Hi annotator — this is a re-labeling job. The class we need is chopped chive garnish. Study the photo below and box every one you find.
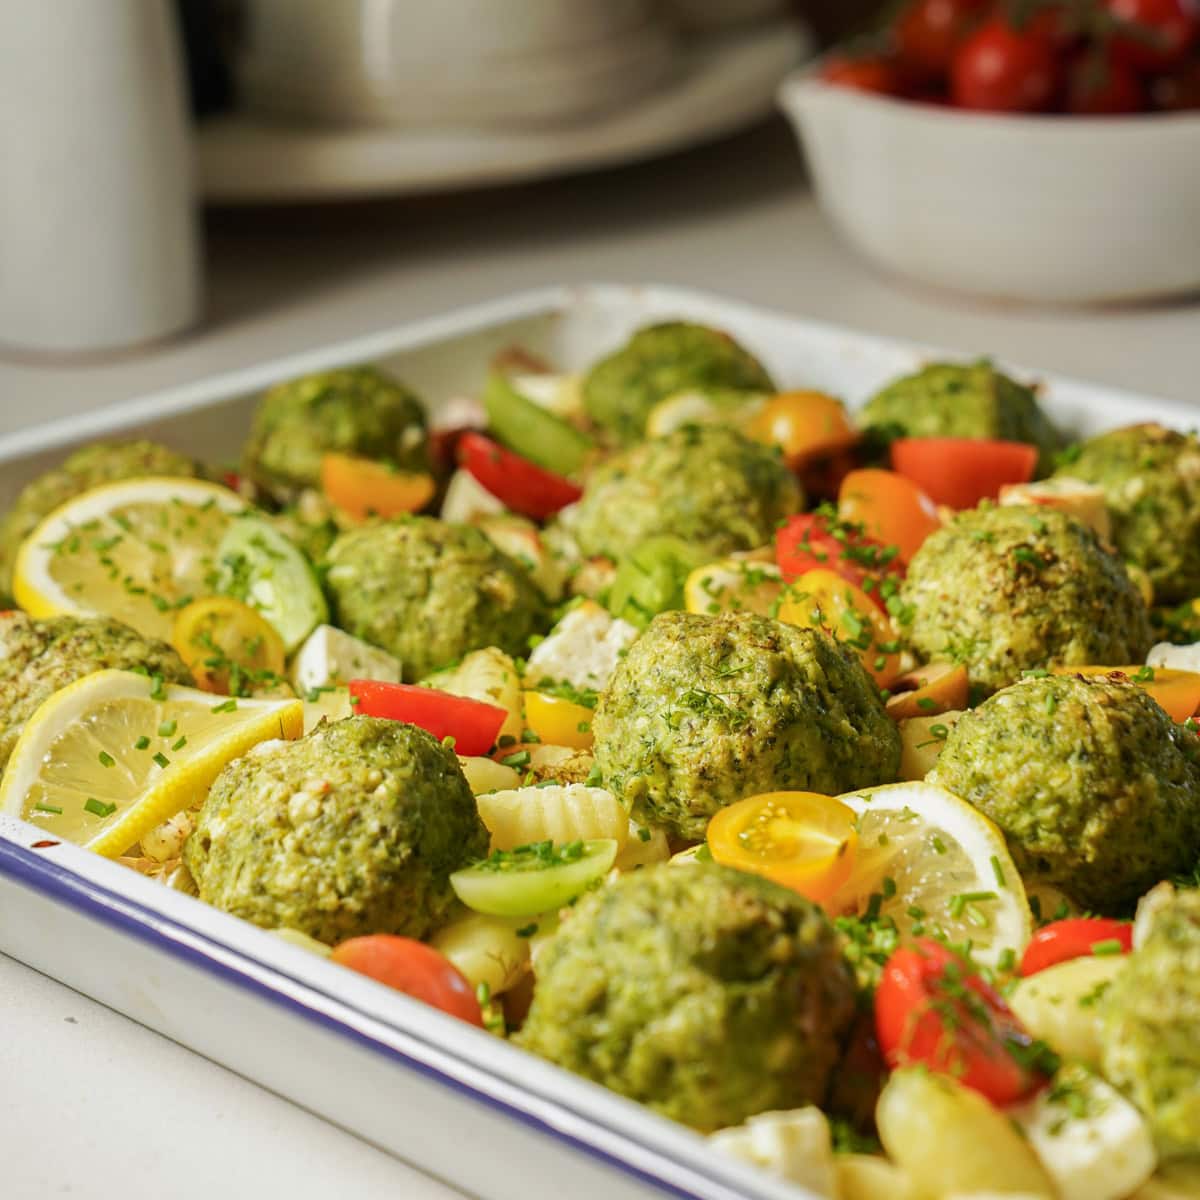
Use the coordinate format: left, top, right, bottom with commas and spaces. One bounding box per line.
152, 752, 170, 769
158, 719, 177, 737
134, 736, 150, 751
1091, 938, 1125, 957
500, 750, 531, 768
172, 736, 188, 752
990, 855, 1007, 888
211, 699, 238, 714
931, 834, 947, 854
98, 751, 115, 768
84, 798, 116, 818
34, 802, 64, 815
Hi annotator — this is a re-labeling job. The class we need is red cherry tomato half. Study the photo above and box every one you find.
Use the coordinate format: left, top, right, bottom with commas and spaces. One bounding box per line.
348, 679, 507, 757
1151, 60, 1200, 109
1107, 0, 1199, 71
821, 54, 904, 95
458, 431, 582, 522
1019, 918, 1133, 976
890, 437, 1039, 510
875, 940, 1048, 1105
896, 0, 990, 79
950, 19, 1060, 112
331, 936, 484, 1027
774, 512, 904, 609
1066, 51, 1145, 114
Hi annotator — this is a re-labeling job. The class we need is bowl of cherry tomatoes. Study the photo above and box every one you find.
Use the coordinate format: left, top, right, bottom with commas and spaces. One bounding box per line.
778, 0, 1200, 303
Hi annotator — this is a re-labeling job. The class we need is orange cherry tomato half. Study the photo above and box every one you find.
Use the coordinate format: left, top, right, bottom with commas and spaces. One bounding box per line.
706, 791, 858, 904
1049, 665, 1200, 724
746, 391, 859, 467
890, 437, 1038, 511
1019, 918, 1133, 977
875, 939, 1048, 1106
777, 568, 903, 688
320, 452, 435, 522
331, 936, 484, 1027
885, 662, 970, 720
348, 679, 507, 756
838, 468, 941, 564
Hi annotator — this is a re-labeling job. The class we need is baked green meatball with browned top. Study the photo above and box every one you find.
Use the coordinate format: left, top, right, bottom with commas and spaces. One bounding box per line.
581, 321, 775, 444
1053, 423, 1200, 604
516, 861, 856, 1133
900, 504, 1152, 697
931, 673, 1200, 914
571, 424, 801, 564
593, 610, 899, 841
241, 366, 428, 503
323, 516, 549, 681
184, 716, 488, 944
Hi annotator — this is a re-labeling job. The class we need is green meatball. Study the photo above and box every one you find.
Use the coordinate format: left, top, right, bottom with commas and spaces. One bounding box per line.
1102, 886, 1200, 1159
324, 516, 548, 682
516, 862, 856, 1133
582, 322, 775, 443
241, 366, 428, 502
0, 613, 192, 773
593, 611, 899, 841
858, 361, 1060, 471
1054, 423, 1200, 604
572, 424, 801, 564
184, 716, 488, 944
0, 440, 198, 595
931, 675, 1200, 913
900, 504, 1152, 697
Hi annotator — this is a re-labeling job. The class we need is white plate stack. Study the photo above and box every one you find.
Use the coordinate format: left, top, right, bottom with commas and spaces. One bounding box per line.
240, 0, 683, 128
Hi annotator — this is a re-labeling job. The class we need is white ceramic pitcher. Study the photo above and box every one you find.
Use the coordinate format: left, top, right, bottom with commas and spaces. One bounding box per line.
0, 0, 201, 354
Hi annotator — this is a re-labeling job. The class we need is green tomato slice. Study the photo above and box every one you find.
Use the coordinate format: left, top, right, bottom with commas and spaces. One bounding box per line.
450, 838, 618, 918
215, 516, 328, 654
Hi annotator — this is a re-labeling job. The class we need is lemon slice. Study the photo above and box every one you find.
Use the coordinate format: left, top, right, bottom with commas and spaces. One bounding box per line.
12, 476, 248, 641
829, 781, 1031, 970
684, 558, 783, 616
0, 668, 302, 857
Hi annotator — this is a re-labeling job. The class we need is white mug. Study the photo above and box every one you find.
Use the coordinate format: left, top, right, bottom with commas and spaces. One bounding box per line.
0, 0, 201, 354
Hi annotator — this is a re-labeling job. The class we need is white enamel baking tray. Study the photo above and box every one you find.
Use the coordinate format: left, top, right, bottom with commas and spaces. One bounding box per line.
0, 284, 1193, 1200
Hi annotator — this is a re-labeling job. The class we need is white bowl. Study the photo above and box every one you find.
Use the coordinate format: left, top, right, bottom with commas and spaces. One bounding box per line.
778, 68, 1200, 305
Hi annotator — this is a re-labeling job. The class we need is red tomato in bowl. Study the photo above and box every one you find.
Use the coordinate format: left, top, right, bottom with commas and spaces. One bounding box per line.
951, 19, 1061, 112
896, 0, 990, 78
821, 54, 904, 95
1066, 50, 1145, 113
1107, 0, 1199, 71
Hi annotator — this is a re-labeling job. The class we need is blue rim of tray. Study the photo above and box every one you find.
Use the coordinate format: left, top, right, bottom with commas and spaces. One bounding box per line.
0, 835, 730, 1200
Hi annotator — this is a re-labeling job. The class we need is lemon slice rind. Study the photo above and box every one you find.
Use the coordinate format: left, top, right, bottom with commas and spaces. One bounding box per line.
0, 668, 302, 857
833, 781, 1031, 970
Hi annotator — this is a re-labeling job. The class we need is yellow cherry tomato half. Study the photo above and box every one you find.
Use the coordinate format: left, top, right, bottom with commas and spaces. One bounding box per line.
707, 791, 859, 903
522, 690, 595, 750
1050, 665, 1200, 724
320, 452, 435, 523
885, 662, 970, 721
746, 391, 858, 466
172, 596, 286, 695
776, 568, 903, 688
837, 468, 941, 564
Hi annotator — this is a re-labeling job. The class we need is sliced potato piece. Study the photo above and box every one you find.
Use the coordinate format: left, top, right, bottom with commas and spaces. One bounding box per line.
876, 1067, 1056, 1199
1009, 955, 1127, 1067
423, 647, 523, 743
431, 911, 530, 997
